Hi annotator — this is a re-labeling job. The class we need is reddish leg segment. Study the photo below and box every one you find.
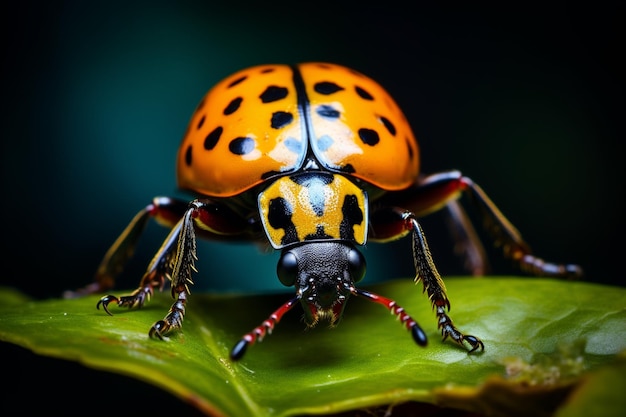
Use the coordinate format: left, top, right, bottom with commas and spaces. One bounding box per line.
352, 287, 428, 347
66, 196, 252, 298
442, 200, 490, 276
369, 206, 485, 352
406, 212, 484, 352
374, 170, 583, 279
230, 286, 433, 360
85, 198, 254, 339
230, 296, 300, 360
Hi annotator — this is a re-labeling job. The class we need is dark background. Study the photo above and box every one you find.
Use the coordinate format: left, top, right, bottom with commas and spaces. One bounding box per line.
1, 1, 624, 414
2, 1, 623, 296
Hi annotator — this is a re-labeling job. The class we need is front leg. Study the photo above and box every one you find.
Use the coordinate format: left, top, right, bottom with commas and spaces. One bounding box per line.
95, 199, 250, 338
369, 207, 484, 352
382, 170, 583, 279
97, 208, 190, 315
148, 204, 200, 338
149, 288, 188, 340
404, 212, 484, 352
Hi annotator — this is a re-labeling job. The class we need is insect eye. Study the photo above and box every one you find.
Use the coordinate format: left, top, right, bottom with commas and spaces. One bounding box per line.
347, 248, 366, 282
277, 251, 299, 286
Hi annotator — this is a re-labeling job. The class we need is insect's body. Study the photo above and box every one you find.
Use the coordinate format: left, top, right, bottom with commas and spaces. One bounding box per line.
177, 63, 418, 198
70, 63, 582, 360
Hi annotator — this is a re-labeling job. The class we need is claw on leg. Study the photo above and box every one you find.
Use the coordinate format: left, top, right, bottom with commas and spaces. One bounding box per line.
149, 320, 168, 340
437, 305, 484, 353
148, 290, 187, 340
95, 286, 153, 315
463, 335, 484, 353
405, 212, 485, 353
96, 295, 120, 316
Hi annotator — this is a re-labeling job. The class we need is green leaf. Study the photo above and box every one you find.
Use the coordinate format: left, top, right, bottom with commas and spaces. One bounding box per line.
0, 277, 624, 416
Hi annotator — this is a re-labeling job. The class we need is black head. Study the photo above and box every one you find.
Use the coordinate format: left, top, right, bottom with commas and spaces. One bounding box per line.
277, 241, 366, 326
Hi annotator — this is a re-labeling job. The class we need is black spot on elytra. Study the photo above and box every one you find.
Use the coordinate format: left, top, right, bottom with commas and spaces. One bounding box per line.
204, 127, 222, 150
340, 194, 364, 241
184, 145, 192, 166
228, 75, 247, 88
355, 86, 373, 100
314, 81, 344, 95
271, 111, 293, 129
260, 86, 288, 103
358, 128, 380, 146
339, 163, 355, 174
267, 197, 298, 246
317, 105, 340, 118
224, 97, 243, 115
260, 67, 275, 73
406, 136, 415, 160
197, 115, 206, 130
229, 137, 255, 155
379, 116, 396, 136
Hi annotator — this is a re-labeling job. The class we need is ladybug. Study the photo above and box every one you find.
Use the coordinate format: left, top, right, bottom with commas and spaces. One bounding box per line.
68, 62, 582, 360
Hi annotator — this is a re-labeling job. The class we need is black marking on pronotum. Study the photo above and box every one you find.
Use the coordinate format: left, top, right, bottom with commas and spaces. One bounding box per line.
267, 197, 298, 246
304, 225, 333, 241
204, 127, 222, 150
340, 194, 364, 241
290, 172, 334, 186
